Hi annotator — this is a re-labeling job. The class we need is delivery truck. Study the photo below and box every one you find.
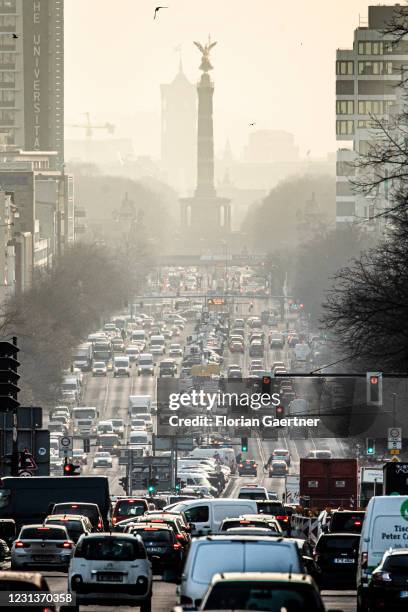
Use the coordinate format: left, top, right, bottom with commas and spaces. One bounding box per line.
299, 458, 358, 510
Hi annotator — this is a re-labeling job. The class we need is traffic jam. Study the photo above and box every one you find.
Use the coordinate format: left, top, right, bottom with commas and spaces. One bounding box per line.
0, 266, 407, 612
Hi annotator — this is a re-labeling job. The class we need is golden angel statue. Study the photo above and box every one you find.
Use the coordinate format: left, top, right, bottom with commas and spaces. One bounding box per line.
193, 35, 217, 72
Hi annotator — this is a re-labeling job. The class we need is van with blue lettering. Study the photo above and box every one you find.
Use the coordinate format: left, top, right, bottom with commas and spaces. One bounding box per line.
357, 495, 408, 612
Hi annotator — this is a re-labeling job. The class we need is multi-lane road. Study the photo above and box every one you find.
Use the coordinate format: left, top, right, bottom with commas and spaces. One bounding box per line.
44, 299, 357, 611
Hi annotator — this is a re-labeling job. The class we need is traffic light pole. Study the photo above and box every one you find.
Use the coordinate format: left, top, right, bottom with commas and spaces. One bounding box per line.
10, 337, 19, 477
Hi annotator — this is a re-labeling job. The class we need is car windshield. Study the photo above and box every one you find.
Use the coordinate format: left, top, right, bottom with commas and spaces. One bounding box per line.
330, 512, 365, 532
317, 536, 360, 551
73, 409, 96, 420
384, 555, 408, 570
134, 529, 172, 543
93, 362, 105, 368
20, 527, 66, 540
46, 520, 83, 535
79, 538, 142, 560
238, 491, 266, 500
116, 501, 146, 516
203, 582, 319, 611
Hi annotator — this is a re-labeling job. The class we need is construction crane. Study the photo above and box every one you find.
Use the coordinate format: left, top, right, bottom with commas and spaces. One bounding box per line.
66, 112, 115, 141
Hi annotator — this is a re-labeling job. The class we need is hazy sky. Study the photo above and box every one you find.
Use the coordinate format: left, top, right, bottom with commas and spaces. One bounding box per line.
64, 0, 399, 159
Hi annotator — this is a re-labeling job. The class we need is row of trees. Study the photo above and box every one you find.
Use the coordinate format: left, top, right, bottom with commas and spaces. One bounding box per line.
1, 242, 149, 406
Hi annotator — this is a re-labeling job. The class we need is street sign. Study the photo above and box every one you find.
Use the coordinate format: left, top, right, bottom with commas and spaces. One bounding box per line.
18, 470, 33, 477
59, 436, 72, 449
392, 456, 400, 462
38, 447, 46, 456
59, 436, 73, 458
388, 427, 402, 450
390, 449, 400, 455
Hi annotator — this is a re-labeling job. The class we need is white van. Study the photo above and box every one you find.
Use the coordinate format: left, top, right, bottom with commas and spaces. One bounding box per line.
137, 353, 155, 376
113, 355, 130, 377
128, 395, 152, 417
177, 472, 218, 497
128, 431, 151, 451
132, 329, 146, 343
357, 495, 408, 611
189, 447, 237, 474
166, 498, 258, 534
150, 334, 166, 355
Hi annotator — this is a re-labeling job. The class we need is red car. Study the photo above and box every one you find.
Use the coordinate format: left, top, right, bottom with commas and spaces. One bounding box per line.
112, 498, 149, 526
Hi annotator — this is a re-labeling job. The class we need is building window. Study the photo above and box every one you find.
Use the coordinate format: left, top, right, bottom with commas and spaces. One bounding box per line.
336, 201, 355, 216
336, 80, 354, 95
0, 109, 14, 124
336, 100, 354, 115
358, 140, 373, 155
336, 120, 354, 136
336, 61, 354, 75
0, 1, 17, 11
336, 182, 354, 196
357, 119, 377, 129
0, 89, 14, 105
358, 41, 393, 55
336, 161, 355, 176
358, 100, 393, 115
358, 80, 396, 95
0, 70, 14, 85
0, 15, 16, 27
0, 53, 15, 67
358, 61, 393, 75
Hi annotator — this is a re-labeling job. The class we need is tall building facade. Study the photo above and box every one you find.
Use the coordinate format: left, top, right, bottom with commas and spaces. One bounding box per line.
335, 5, 408, 226
161, 61, 196, 194
0, 0, 64, 169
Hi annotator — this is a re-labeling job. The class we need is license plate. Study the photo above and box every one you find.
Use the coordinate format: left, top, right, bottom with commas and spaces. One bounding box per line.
400, 591, 408, 599
334, 558, 354, 564
33, 555, 53, 562
147, 547, 164, 553
97, 573, 123, 582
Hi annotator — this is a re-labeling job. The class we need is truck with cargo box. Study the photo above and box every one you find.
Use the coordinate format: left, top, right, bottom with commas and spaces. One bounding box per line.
299, 458, 358, 510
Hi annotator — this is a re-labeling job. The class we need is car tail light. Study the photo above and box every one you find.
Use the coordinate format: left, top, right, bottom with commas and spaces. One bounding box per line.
15, 540, 29, 548
276, 515, 289, 522
240, 520, 251, 525
354, 520, 362, 526
361, 552, 368, 569
97, 519, 103, 529
372, 571, 392, 583
58, 541, 73, 549
173, 543, 182, 550
176, 533, 184, 540
239, 463, 243, 468
112, 517, 117, 524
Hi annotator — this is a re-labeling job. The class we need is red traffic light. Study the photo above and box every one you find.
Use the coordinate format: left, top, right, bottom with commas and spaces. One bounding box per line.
263, 376, 271, 384
370, 376, 378, 385
276, 405, 285, 416
63, 463, 80, 476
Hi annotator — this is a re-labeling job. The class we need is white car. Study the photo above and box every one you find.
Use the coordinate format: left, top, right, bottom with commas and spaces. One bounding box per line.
92, 361, 107, 377
237, 485, 269, 500
169, 343, 183, 357
68, 533, 152, 610
96, 421, 114, 435
92, 452, 113, 469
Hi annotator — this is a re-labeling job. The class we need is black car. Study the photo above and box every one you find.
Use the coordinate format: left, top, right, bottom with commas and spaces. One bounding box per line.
313, 533, 360, 589
128, 523, 183, 575
238, 459, 258, 476
368, 549, 408, 611
50, 502, 105, 532
328, 510, 365, 534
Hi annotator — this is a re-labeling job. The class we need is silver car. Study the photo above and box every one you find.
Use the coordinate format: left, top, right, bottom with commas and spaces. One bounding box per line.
11, 525, 74, 570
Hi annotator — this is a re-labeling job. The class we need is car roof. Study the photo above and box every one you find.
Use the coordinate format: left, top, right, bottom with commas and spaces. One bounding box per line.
0, 572, 46, 587
194, 535, 288, 544
79, 532, 136, 541
46, 514, 87, 522
20, 524, 67, 533
211, 572, 315, 585
129, 523, 173, 531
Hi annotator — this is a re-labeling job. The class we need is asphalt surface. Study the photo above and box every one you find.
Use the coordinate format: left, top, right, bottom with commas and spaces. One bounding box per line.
44, 297, 357, 611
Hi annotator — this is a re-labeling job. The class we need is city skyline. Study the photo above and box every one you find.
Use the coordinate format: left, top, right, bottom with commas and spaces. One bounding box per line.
64, 0, 398, 159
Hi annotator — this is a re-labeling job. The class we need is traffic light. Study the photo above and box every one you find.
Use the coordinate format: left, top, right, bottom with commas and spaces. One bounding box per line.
175, 478, 182, 491
366, 372, 383, 407
366, 438, 375, 455
83, 438, 90, 453
0, 340, 20, 413
63, 462, 81, 476
241, 437, 248, 452
147, 477, 159, 494
119, 476, 128, 492
262, 376, 271, 395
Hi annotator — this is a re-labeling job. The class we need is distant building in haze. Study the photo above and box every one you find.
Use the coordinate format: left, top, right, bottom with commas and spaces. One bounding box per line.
244, 130, 299, 164
161, 60, 196, 194
335, 4, 408, 228
0, 0, 64, 169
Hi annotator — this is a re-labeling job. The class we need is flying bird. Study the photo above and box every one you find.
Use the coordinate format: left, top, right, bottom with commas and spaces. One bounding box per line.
12, 33, 17, 39
154, 6, 168, 19
249, 122, 256, 126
